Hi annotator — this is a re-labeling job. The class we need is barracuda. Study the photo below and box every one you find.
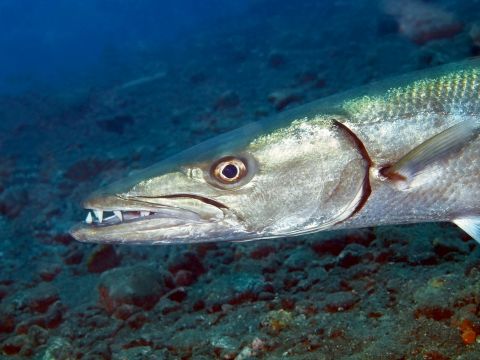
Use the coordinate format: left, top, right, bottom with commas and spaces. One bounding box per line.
70, 60, 480, 245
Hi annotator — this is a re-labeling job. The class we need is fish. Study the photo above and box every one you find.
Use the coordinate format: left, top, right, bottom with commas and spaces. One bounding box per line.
70, 60, 480, 245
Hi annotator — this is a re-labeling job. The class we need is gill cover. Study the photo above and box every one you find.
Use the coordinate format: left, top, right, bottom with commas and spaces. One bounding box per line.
237, 115, 371, 237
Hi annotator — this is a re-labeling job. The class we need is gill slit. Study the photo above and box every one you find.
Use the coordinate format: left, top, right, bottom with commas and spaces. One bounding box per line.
332, 119, 373, 224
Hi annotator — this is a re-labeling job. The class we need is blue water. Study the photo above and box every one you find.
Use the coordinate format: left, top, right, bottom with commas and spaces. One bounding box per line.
1, 0, 480, 358
0, 0, 251, 94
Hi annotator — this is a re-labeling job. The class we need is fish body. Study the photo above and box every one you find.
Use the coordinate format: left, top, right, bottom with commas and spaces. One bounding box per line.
71, 60, 480, 245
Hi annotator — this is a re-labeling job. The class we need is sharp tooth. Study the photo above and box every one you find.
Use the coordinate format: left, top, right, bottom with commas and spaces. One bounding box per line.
94, 210, 103, 223
85, 212, 93, 224
114, 211, 123, 221
140, 211, 150, 217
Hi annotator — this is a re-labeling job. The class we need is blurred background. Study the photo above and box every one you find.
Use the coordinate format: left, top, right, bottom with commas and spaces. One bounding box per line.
0, 0, 254, 94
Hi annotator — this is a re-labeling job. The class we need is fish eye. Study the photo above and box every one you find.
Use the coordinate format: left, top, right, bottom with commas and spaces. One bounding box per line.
211, 156, 247, 184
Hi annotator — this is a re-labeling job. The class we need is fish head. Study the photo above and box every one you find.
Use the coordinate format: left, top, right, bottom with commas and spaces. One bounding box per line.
70, 114, 369, 244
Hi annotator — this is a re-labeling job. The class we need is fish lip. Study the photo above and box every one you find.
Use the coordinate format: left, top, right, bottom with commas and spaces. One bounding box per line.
70, 193, 230, 243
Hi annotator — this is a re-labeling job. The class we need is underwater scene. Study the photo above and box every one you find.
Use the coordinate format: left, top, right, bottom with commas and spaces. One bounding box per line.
1, 0, 480, 358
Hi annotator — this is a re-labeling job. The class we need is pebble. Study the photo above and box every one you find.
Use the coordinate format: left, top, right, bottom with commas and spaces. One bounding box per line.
0, 188, 28, 219
214, 90, 240, 110
0, 284, 8, 300
1, 334, 29, 355
87, 244, 121, 273
15, 300, 64, 333
384, 0, 462, 44
267, 51, 287, 68
267, 90, 303, 111
336, 243, 367, 268
174, 270, 196, 286
202, 273, 268, 307
98, 266, 169, 314
96, 114, 134, 135
250, 245, 276, 260
168, 251, 205, 280
39, 264, 62, 282
63, 248, 84, 265
323, 291, 359, 313
211, 335, 240, 359
17, 283, 60, 314
432, 236, 469, 256
0, 311, 15, 333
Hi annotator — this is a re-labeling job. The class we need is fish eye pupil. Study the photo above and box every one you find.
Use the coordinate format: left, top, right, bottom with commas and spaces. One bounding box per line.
222, 164, 238, 179
210, 156, 249, 186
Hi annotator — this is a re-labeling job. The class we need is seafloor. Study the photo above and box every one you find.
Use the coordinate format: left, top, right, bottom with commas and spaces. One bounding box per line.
1, 0, 480, 359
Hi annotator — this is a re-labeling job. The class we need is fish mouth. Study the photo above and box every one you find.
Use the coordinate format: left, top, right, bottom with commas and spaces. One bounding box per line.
70, 193, 235, 244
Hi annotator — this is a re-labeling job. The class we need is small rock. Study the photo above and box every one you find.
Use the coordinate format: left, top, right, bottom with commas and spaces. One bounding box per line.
1, 334, 28, 355
96, 114, 134, 135
27, 325, 49, 347
0, 311, 15, 333
15, 301, 65, 333
156, 298, 181, 315
203, 273, 268, 307
294, 71, 318, 86
112, 304, 139, 320
433, 236, 469, 257
284, 248, 315, 271
39, 264, 61, 282
470, 23, 480, 47
283, 273, 301, 290
407, 238, 437, 265
383, 0, 462, 44
117, 347, 168, 360
0, 285, 8, 300
312, 236, 347, 257
17, 283, 60, 314
41, 337, 74, 360
268, 90, 303, 111
87, 245, 120, 273
261, 309, 293, 333
98, 266, 168, 314
174, 270, 196, 287
168, 251, 205, 283
250, 245, 276, 260
323, 291, 359, 313
0, 188, 28, 219
336, 243, 367, 268
84, 343, 112, 359
214, 90, 240, 110
344, 229, 376, 247
211, 335, 240, 359
63, 248, 84, 265
413, 274, 460, 308
126, 312, 148, 330
168, 288, 187, 303
51, 233, 74, 246
414, 306, 453, 321
267, 51, 286, 68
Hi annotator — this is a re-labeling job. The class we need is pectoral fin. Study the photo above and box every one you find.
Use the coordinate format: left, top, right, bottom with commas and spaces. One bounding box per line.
381, 118, 479, 189
454, 217, 480, 243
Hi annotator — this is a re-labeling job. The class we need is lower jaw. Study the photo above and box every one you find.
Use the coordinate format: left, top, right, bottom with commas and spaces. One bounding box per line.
71, 215, 215, 242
